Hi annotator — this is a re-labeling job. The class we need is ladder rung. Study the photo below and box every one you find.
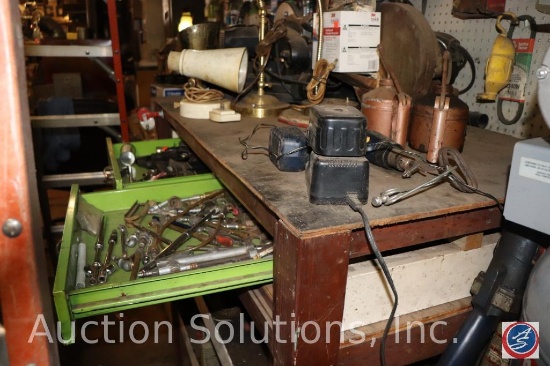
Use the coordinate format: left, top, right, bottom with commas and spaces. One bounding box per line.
42, 172, 108, 188
31, 113, 120, 128
24, 45, 113, 58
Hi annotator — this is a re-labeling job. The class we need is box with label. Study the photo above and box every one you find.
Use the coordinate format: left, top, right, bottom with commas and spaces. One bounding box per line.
314, 11, 381, 73
150, 83, 185, 97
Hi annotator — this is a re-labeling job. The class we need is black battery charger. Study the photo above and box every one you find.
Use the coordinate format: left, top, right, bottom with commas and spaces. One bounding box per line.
308, 105, 367, 157
268, 126, 309, 172
306, 152, 369, 204
306, 105, 370, 205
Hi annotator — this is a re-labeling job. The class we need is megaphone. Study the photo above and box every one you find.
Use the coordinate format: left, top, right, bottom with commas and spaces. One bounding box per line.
167, 47, 248, 93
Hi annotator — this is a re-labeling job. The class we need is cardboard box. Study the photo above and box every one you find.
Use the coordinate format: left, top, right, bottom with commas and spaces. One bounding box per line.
150, 83, 185, 97
314, 11, 381, 73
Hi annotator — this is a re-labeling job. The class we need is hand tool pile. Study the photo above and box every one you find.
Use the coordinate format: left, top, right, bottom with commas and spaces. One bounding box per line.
80, 189, 273, 287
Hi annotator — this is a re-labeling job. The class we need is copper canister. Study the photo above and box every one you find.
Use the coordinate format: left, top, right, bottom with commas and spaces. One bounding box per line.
360, 79, 411, 146
409, 84, 469, 162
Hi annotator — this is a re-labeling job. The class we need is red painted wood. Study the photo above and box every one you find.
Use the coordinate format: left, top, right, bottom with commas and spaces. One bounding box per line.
0, 1, 59, 364
273, 221, 351, 365
107, 0, 129, 142
338, 307, 471, 365
350, 207, 502, 257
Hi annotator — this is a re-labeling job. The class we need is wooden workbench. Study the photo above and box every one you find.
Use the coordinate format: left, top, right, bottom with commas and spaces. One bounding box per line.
156, 98, 516, 365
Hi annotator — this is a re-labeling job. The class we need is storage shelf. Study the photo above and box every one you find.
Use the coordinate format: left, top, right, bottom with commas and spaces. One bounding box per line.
31, 113, 120, 128
24, 44, 113, 58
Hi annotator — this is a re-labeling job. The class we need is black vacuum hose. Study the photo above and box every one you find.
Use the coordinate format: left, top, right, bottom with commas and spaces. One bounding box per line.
437, 226, 540, 365
437, 307, 500, 365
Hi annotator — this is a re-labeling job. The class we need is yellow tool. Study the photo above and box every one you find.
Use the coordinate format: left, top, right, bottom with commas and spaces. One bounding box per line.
477, 12, 518, 101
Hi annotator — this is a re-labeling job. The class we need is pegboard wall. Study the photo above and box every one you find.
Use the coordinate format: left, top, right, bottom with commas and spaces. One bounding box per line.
408, 0, 550, 139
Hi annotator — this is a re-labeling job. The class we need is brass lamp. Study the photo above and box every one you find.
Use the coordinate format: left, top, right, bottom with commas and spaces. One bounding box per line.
233, 0, 289, 118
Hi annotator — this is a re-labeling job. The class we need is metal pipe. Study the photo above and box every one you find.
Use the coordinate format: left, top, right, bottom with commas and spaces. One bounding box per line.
154, 245, 258, 276
89, 57, 115, 80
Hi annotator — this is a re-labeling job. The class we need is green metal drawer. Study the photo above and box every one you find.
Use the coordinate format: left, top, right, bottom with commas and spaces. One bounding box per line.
53, 177, 273, 344
107, 137, 213, 190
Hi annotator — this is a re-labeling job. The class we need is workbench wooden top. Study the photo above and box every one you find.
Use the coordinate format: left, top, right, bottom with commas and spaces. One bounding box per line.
157, 98, 517, 236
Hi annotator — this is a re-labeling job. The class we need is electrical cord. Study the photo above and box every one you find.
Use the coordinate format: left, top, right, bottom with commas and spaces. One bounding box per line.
234, 19, 288, 103
254, 19, 288, 73
238, 123, 309, 161
306, 58, 337, 104
273, 40, 296, 98
446, 178, 504, 212
270, 37, 343, 88
273, 146, 309, 161
436, 147, 504, 211
183, 81, 225, 103
457, 44, 476, 95
238, 123, 275, 159
346, 194, 398, 366
496, 15, 537, 125
289, 58, 338, 109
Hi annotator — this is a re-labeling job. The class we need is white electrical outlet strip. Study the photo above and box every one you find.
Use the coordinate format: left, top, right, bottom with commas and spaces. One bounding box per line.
209, 108, 241, 122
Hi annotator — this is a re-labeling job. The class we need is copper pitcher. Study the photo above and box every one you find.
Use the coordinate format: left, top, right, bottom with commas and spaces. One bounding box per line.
409, 52, 469, 163
360, 78, 412, 147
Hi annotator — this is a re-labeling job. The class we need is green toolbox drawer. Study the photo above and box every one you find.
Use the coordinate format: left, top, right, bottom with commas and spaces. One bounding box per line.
53, 177, 273, 344
107, 137, 212, 190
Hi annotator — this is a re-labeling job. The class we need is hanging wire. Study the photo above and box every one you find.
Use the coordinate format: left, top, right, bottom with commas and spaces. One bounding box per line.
346, 195, 398, 366
239, 123, 309, 161
239, 123, 275, 159
234, 18, 288, 103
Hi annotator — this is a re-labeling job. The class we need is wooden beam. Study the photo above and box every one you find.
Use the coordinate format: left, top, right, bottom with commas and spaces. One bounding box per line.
272, 221, 351, 365
451, 232, 485, 251
349, 207, 501, 257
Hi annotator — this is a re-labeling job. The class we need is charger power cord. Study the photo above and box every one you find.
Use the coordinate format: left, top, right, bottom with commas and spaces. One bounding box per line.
346, 194, 398, 366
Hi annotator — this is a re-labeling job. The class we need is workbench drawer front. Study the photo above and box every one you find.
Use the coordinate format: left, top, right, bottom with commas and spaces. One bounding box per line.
53, 178, 273, 344
107, 137, 212, 190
